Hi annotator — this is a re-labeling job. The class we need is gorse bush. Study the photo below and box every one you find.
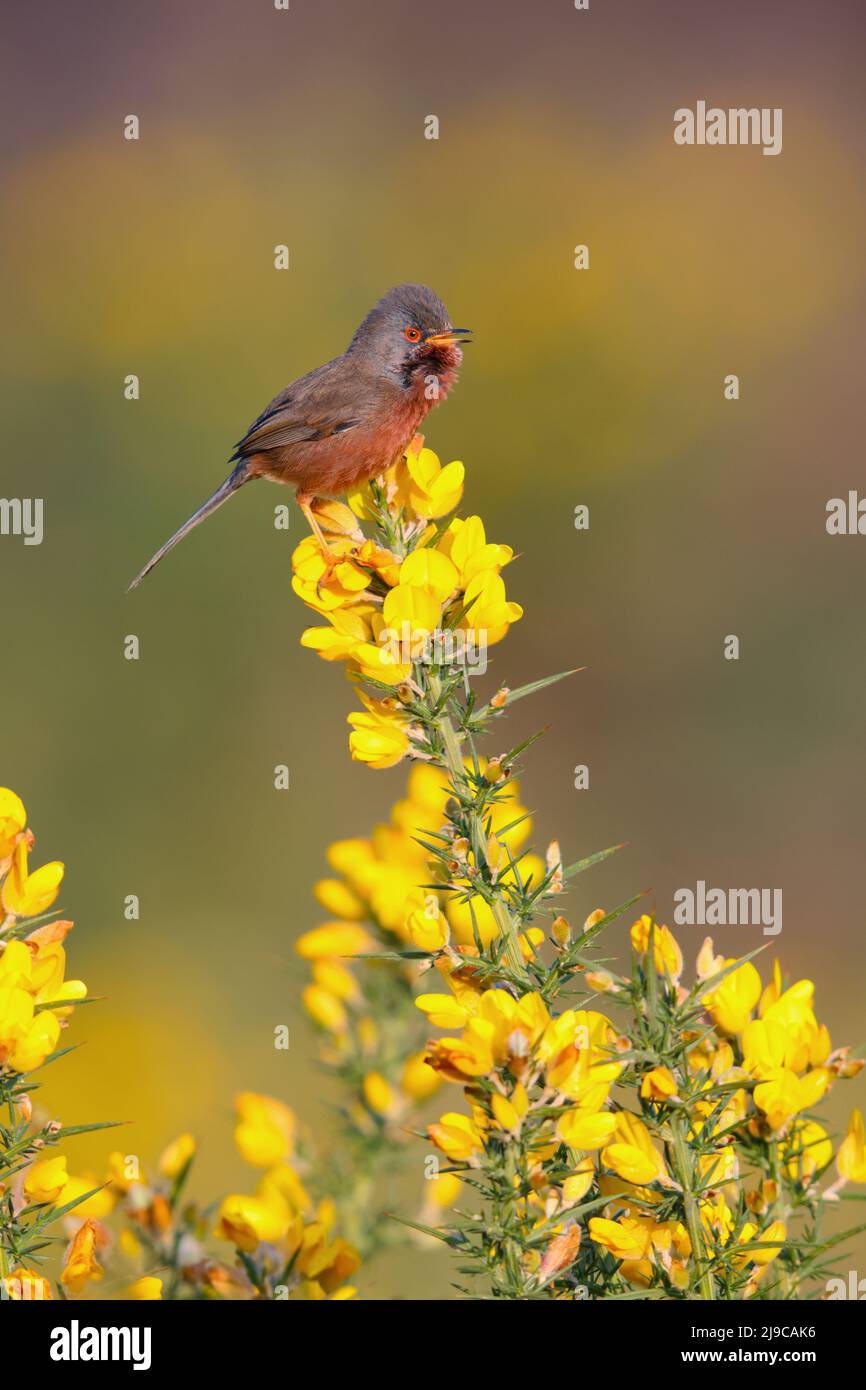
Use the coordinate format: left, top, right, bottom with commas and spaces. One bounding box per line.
3, 440, 864, 1302
0, 792, 360, 1301
291, 438, 866, 1299
0, 788, 104, 1299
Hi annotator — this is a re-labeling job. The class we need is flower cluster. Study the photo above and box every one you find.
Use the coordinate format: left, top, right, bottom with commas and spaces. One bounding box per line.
287, 439, 866, 1299
0, 786, 108, 1301
418, 913, 864, 1297
8, 1094, 360, 1301
94, 1094, 360, 1300
295, 767, 448, 1251
0, 789, 85, 1072
293, 441, 522, 769
0, 790, 360, 1301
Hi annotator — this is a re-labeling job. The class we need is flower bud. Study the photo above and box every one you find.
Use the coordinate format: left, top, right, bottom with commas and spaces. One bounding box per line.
551, 915, 571, 947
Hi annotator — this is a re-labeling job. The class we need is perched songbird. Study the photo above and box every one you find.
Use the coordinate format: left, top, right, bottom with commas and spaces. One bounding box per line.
128, 284, 470, 589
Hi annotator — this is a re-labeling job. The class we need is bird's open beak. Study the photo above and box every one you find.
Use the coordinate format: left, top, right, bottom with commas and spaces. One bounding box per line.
424, 328, 473, 347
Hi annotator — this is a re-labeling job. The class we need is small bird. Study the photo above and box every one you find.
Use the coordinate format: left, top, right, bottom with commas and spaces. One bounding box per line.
128, 283, 470, 589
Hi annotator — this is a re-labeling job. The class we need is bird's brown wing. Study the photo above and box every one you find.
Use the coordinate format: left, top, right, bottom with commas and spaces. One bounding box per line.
232, 364, 362, 460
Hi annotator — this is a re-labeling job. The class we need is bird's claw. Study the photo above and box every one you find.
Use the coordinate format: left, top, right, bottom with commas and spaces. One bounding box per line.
315, 547, 342, 597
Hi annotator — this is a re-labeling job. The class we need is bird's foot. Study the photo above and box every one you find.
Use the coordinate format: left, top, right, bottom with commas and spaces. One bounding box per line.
314, 544, 343, 597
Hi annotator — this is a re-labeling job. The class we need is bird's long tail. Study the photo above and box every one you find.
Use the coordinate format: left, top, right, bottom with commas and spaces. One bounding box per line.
127, 461, 252, 590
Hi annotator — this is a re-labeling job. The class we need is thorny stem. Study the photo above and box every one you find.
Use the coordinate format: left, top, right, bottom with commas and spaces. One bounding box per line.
426, 673, 527, 980
670, 1111, 716, 1301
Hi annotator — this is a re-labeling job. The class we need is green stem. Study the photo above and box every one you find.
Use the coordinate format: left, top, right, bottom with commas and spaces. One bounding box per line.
427, 675, 526, 980
670, 1112, 715, 1301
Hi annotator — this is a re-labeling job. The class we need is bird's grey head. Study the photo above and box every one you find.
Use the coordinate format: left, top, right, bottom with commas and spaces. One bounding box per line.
348, 283, 470, 386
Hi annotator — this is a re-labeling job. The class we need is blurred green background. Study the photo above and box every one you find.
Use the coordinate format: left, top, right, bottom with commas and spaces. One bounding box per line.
2, 0, 865, 1297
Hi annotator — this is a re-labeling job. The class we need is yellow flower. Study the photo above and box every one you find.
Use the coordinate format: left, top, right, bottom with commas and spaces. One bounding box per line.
588, 1216, 652, 1263
354, 539, 402, 587
300, 605, 376, 662
641, 1066, 678, 1102
703, 959, 762, 1034
436, 515, 513, 588
403, 890, 449, 951
630, 916, 683, 982
459, 570, 522, 646
235, 1093, 295, 1167
428, 1111, 484, 1161
398, 547, 459, 603
59, 1173, 114, 1220
61, 1219, 103, 1294
308, 499, 362, 538
362, 1071, 395, 1116
347, 695, 411, 770
753, 1067, 828, 1131
0, 787, 26, 861
295, 922, 372, 959
401, 1050, 441, 1101
427, 1171, 463, 1208
303, 983, 348, 1033
602, 1143, 662, 1187
128, 1276, 163, 1300
28, 938, 86, 1014
780, 1120, 833, 1182
491, 1083, 529, 1133
381, 580, 443, 644
560, 1157, 596, 1206
746, 1219, 786, 1267
158, 1132, 196, 1179
415, 988, 473, 1030
601, 1111, 668, 1188
425, 1026, 496, 1082
349, 635, 413, 686
837, 1109, 866, 1182
543, 1008, 623, 1104
394, 444, 465, 519
519, 927, 545, 961
758, 977, 829, 1071
257, 1161, 311, 1217
215, 1193, 290, 1251
557, 1108, 618, 1151
24, 1153, 69, 1204
741, 1016, 788, 1076
0, 938, 32, 988
295, 1224, 361, 1296
291, 535, 370, 613
312, 958, 358, 1002
1, 838, 64, 918
106, 1150, 138, 1195
313, 878, 366, 920
0, 981, 36, 1069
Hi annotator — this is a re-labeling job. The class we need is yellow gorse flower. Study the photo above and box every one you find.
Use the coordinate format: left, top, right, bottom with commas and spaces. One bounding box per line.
630, 915, 683, 983
703, 959, 762, 1035
234, 1092, 296, 1167
0, 787, 26, 863
158, 1132, 196, 1179
24, 1153, 69, 1204
61, 1219, 104, 1294
1, 836, 64, 919
837, 1109, 866, 1183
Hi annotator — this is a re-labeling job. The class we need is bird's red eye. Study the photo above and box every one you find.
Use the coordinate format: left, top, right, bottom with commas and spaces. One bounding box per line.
403, 325, 422, 343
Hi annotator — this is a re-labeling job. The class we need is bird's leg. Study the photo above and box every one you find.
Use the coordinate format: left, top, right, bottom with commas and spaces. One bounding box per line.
297, 493, 341, 594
